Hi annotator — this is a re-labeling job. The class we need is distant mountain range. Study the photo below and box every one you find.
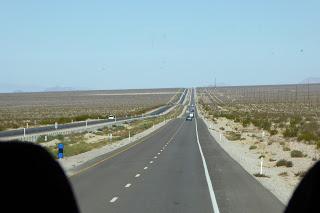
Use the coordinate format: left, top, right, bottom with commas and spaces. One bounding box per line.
43, 86, 76, 92
300, 77, 320, 84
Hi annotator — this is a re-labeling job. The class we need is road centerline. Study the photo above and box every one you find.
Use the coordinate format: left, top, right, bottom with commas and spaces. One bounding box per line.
110, 197, 118, 203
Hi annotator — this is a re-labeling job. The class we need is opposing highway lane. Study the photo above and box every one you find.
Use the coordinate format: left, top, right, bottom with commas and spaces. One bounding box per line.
70, 109, 285, 213
0, 89, 188, 140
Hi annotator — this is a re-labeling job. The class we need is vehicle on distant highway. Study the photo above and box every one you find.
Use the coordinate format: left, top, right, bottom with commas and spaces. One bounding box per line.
189, 112, 194, 118
108, 115, 115, 120
190, 106, 195, 112
186, 115, 192, 121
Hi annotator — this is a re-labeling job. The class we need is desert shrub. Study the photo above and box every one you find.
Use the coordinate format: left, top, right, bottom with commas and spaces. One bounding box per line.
298, 131, 319, 142
241, 118, 251, 127
261, 120, 272, 131
253, 173, 270, 178
234, 117, 241, 123
283, 147, 291, 151
291, 150, 303, 158
295, 171, 306, 178
249, 145, 257, 150
290, 116, 303, 126
269, 129, 278, 136
219, 127, 225, 130
283, 126, 298, 138
225, 131, 241, 141
298, 121, 320, 141
276, 159, 293, 167
279, 172, 288, 176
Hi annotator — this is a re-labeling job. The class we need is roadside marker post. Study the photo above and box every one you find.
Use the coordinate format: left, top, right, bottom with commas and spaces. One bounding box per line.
85, 120, 88, 128
26, 123, 29, 129
44, 135, 47, 142
57, 143, 64, 159
23, 128, 26, 137
219, 133, 222, 142
260, 157, 264, 175
129, 131, 131, 142
55, 122, 58, 129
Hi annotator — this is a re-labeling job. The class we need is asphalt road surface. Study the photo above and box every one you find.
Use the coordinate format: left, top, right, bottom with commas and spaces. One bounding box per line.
70, 108, 285, 213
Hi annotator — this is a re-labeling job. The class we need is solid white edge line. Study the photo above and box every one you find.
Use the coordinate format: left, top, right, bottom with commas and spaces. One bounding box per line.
195, 116, 220, 213
110, 197, 118, 203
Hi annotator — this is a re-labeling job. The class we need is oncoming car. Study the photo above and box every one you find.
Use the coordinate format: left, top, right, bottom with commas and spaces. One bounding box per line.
108, 115, 115, 120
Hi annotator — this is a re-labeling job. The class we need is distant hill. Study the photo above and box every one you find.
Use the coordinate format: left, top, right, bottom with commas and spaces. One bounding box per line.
300, 77, 320, 84
43, 86, 75, 92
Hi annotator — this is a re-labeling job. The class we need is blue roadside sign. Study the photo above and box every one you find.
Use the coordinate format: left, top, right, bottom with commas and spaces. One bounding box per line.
58, 143, 64, 159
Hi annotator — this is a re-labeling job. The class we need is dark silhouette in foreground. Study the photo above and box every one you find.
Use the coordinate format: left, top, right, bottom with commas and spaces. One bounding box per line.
1, 140, 319, 213
0, 141, 79, 213
285, 161, 320, 213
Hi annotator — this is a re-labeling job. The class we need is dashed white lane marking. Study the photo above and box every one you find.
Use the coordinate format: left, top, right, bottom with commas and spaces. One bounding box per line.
144, 167, 148, 170
110, 197, 118, 203
195, 115, 220, 213
135, 173, 141, 177
160, 149, 163, 152
158, 153, 160, 155
125, 183, 131, 188
154, 156, 158, 159
150, 161, 153, 164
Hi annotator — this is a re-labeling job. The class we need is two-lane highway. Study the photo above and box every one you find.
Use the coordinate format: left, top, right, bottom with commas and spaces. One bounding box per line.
70, 93, 285, 212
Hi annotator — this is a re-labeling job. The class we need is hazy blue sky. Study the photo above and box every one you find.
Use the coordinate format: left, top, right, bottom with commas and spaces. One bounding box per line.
0, 0, 319, 92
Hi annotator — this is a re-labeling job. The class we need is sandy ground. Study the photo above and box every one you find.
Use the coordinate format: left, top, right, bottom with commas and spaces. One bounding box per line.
198, 107, 319, 205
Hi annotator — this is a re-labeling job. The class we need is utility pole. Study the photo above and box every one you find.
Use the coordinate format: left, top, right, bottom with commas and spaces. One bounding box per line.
307, 80, 310, 106
295, 84, 298, 103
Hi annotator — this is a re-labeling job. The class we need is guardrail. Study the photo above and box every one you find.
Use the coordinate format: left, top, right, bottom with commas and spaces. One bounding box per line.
0, 89, 188, 142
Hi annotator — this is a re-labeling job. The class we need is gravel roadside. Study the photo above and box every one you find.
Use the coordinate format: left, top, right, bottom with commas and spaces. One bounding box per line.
198, 108, 299, 205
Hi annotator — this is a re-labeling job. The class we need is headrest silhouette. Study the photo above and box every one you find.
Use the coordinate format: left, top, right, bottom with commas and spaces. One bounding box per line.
0, 141, 79, 213
285, 161, 320, 213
